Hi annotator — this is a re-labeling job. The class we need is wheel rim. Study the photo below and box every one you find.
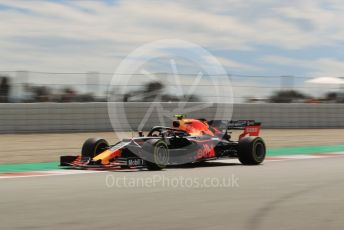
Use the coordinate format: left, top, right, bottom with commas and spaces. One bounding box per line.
154, 144, 169, 166
254, 142, 265, 161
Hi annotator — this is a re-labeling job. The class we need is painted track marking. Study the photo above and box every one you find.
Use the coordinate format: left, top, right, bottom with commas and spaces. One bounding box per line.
1, 152, 344, 179
0, 169, 101, 179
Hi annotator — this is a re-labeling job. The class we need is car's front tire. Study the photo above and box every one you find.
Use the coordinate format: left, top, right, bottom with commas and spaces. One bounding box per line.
81, 138, 109, 158
143, 139, 169, 171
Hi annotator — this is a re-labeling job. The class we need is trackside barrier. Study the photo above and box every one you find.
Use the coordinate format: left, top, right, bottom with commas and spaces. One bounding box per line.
0, 103, 343, 133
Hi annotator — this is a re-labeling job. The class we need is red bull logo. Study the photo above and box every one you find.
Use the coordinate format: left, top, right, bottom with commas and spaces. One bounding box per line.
196, 144, 215, 159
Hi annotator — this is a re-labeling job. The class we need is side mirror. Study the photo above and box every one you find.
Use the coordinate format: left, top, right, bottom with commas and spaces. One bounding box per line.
138, 131, 144, 137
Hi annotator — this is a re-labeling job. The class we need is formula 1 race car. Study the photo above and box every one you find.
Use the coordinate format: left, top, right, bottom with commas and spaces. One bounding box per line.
60, 115, 266, 171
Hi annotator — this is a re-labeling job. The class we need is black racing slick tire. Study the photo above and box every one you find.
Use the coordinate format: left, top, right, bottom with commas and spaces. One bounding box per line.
81, 138, 109, 158
143, 139, 169, 171
238, 136, 266, 165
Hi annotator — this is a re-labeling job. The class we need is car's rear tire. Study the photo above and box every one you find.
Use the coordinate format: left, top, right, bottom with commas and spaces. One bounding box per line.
238, 136, 266, 165
143, 139, 169, 171
81, 138, 109, 158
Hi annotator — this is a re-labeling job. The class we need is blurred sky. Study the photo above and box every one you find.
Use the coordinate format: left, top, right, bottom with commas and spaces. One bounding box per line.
1, 0, 344, 78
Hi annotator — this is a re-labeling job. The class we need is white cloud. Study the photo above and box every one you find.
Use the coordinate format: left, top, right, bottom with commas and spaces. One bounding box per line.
215, 56, 262, 72
0, 0, 344, 74
262, 55, 344, 77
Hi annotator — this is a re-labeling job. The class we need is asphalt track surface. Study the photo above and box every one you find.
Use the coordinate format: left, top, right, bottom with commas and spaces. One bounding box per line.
1, 157, 344, 230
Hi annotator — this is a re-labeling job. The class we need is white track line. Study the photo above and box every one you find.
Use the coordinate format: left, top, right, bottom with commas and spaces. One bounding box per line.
1, 153, 344, 179
0, 170, 101, 179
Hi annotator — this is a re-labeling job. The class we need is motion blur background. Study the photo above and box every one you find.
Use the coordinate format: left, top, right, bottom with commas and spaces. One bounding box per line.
1, 0, 344, 132
1, 1, 344, 104
1, 71, 344, 103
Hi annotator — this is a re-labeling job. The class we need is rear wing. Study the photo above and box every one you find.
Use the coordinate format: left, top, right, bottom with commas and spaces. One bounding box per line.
208, 120, 261, 138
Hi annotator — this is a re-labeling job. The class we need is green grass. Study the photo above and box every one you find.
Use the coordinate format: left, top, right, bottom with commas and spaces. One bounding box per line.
0, 162, 59, 173
268, 145, 344, 156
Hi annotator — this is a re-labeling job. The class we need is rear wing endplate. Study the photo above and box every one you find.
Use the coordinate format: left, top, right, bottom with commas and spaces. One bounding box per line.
208, 120, 261, 138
